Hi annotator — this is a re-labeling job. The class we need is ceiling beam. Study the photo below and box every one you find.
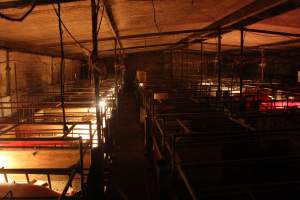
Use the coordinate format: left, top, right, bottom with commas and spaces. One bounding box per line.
0, 0, 83, 9
43, 27, 233, 48
98, 40, 245, 52
197, 0, 300, 45
102, 0, 124, 54
171, 0, 295, 49
229, 0, 300, 29
0, 40, 83, 60
255, 38, 300, 48
243, 28, 300, 38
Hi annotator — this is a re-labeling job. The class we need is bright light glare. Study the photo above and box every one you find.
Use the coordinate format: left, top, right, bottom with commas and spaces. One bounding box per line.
139, 83, 144, 87
288, 96, 295, 100
0, 155, 8, 168
99, 100, 107, 109
73, 124, 90, 140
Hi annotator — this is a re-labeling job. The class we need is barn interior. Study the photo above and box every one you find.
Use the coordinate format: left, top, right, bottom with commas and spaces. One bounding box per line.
1, 0, 300, 199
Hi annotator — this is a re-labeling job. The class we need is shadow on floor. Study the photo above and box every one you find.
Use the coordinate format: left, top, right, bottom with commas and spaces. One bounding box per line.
108, 91, 158, 200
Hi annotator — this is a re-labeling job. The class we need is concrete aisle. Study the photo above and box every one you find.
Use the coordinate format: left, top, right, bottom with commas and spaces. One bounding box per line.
109, 91, 158, 200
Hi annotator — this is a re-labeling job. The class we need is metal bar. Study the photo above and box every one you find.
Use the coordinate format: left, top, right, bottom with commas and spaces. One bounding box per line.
45, 27, 232, 48
0, 168, 74, 175
152, 135, 163, 160
171, 135, 176, 173
244, 28, 300, 38
91, 0, 102, 148
25, 173, 30, 183
177, 165, 198, 200
217, 30, 222, 95
5, 50, 11, 96
79, 138, 84, 193
172, 0, 286, 49
62, 123, 77, 138
0, 137, 81, 141
0, 0, 81, 9
14, 62, 19, 117
154, 118, 165, 150
89, 121, 92, 148
240, 29, 244, 100
91, 1, 105, 198
58, 169, 77, 200
181, 154, 300, 167
47, 174, 52, 190
176, 119, 191, 134
200, 42, 203, 86
102, 0, 124, 53
3, 172, 8, 183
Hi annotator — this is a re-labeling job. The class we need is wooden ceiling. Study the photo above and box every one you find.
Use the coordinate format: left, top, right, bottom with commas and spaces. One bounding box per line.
0, 0, 300, 59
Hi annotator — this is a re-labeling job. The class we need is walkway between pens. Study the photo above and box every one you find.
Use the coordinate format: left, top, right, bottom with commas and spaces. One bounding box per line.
108, 91, 158, 200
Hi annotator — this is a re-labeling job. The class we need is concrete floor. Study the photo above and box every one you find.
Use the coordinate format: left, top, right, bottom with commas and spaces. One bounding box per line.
109, 91, 158, 200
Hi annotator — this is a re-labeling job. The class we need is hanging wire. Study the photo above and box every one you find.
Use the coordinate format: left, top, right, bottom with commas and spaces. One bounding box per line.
52, 4, 91, 54
96, 0, 101, 14
97, 4, 105, 37
0, 0, 37, 22
151, 0, 160, 32
57, 0, 68, 133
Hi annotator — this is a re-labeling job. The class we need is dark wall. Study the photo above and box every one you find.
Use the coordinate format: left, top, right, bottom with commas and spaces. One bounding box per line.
124, 51, 164, 90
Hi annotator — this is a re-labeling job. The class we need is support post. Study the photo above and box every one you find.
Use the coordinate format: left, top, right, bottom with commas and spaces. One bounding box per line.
169, 50, 172, 79
86, 0, 105, 199
200, 42, 203, 87
240, 29, 244, 99
5, 50, 11, 96
217, 30, 222, 96
91, 0, 102, 149
145, 115, 153, 157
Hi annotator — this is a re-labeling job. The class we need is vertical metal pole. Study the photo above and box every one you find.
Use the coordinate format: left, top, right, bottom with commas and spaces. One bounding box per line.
47, 174, 52, 190
57, 0, 68, 133
217, 30, 222, 96
181, 50, 184, 80
170, 50, 173, 79
145, 115, 153, 157
25, 174, 30, 183
114, 39, 117, 80
51, 56, 54, 85
186, 49, 189, 80
200, 42, 203, 86
79, 138, 84, 193
14, 63, 19, 123
91, 0, 102, 147
5, 50, 11, 96
90, 0, 104, 198
240, 29, 244, 99
89, 121, 92, 147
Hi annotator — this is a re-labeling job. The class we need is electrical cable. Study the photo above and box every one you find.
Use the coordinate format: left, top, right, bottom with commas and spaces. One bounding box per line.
151, 0, 160, 32
96, 0, 101, 15
52, 4, 91, 55
97, 4, 105, 37
57, 0, 68, 133
0, 0, 37, 22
